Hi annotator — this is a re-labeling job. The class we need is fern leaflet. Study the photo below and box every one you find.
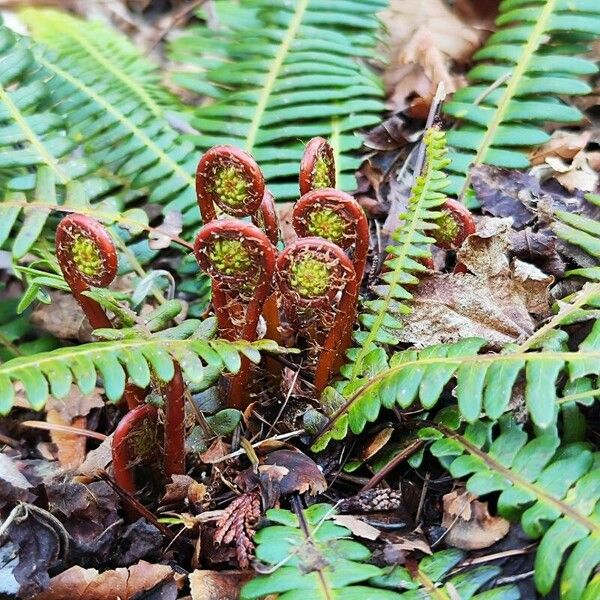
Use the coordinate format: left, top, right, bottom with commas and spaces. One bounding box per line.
424, 417, 600, 600
444, 0, 600, 195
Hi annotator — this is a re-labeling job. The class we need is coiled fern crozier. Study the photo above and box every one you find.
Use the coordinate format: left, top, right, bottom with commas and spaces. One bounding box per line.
445, 0, 600, 196
169, 0, 386, 206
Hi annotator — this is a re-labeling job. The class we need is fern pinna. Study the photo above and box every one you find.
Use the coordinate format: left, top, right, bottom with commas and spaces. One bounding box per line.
423, 417, 600, 600
242, 503, 520, 600
0, 314, 279, 414
444, 0, 600, 196
342, 127, 450, 385
169, 0, 386, 204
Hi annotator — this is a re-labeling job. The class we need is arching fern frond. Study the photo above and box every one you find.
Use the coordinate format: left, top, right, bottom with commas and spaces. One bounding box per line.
553, 193, 600, 276
423, 417, 600, 600
342, 127, 450, 383
242, 503, 520, 600
0, 21, 99, 194
0, 173, 192, 261
28, 48, 197, 217
169, 0, 386, 205
444, 0, 600, 195
315, 304, 600, 448
0, 319, 280, 414
21, 8, 180, 117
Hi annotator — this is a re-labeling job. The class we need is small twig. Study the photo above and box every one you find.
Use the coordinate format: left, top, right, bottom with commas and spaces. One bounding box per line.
415, 472, 430, 526
147, 0, 210, 52
21, 420, 107, 441
265, 361, 301, 438
360, 439, 424, 492
212, 429, 304, 463
99, 471, 176, 540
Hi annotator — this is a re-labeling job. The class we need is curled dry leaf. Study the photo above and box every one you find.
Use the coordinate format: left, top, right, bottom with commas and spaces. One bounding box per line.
0, 453, 33, 508
380, 0, 484, 110
442, 490, 510, 551
31, 560, 176, 600
237, 449, 327, 508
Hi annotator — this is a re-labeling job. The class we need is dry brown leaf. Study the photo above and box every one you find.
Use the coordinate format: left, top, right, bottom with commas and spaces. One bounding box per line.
380, 0, 484, 110
545, 151, 599, 192
46, 412, 87, 469
32, 560, 175, 600
162, 474, 207, 506
397, 218, 553, 348
331, 515, 381, 540
31, 292, 91, 341
529, 130, 592, 165
442, 490, 510, 551
189, 570, 253, 600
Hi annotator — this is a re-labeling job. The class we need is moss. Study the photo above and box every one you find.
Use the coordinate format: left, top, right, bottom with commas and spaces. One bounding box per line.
212, 165, 249, 207
434, 209, 460, 246
306, 208, 347, 244
313, 154, 334, 189
71, 234, 103, 278
208, 238, 253, 276
289, 256, 330, 298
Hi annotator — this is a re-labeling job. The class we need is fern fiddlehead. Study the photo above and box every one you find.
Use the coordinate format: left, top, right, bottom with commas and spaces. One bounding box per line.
194, 220, 277, 409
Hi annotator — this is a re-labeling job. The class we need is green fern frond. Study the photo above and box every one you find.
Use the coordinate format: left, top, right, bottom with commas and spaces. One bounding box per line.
444, 0, 600, 195
169, 0, 386, 204
315, 303, 600, 448
0, 22, 99, 193
0, 297, 59, 362
343, 127, 450, 383
21, 9, 180, 117
0, 318, 280, 413
24, 46, 197, 217
0, 173, 191, 261
424, 417, 600, 600
242, 503, 520, 600
553, 193, 600, 275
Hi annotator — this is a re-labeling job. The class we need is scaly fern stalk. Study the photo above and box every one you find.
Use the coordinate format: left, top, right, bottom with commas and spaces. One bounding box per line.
0, 317, 280, 414
444, 0, 600, 196
343, 127, 450, 384
21, 9, 180, 117
168, 0, 386, 204
242, 503, 520, 600
423, 417, 600, 600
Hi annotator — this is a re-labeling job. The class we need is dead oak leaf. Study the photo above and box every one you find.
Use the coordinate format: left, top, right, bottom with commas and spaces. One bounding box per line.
442, 490, 510, 551
380, 0, 484, 109
31, 560, 176, 600
397, 272, 537, 349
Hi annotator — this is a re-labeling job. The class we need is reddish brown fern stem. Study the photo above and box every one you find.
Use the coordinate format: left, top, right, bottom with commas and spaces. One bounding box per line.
112, 403, 159, 520
162, 363, 186, 478
293, 189, 368, 367
194, 220, 277, 409
299, 137, 336, 195
56, 214, 146, 409
276, 238, 356, 393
